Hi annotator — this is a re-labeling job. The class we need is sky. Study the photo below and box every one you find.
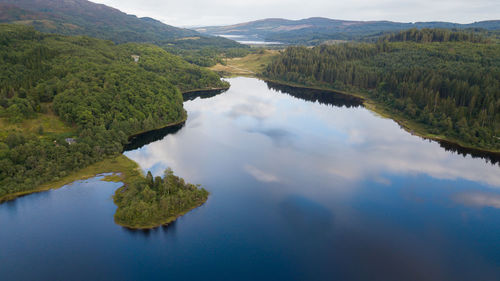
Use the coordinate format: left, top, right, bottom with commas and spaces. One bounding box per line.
91, 0, 499, 27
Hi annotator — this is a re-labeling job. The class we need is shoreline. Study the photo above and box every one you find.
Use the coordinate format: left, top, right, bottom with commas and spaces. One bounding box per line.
182, 87, 230, 102
0, 153, 209, 230
126, 116, 187, 141
114, 198, 208, 230
0, 114, 189, 205
258, 77, 500, 156
0, 155, 140, 204
0, 87, 225, 229
3, 79, 498, 228
127, 87, 230, 141
181, 86, 230, 95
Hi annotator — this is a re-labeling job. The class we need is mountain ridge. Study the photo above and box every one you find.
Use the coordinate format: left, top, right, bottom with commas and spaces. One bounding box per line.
197, 17, 500, 44
0, 0, 241, 47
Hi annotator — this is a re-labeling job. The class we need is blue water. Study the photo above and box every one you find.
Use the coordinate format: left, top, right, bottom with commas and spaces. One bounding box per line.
1, 77, 500, 280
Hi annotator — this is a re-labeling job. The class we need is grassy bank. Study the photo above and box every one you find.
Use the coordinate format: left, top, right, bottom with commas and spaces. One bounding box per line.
210, 50, 280, 76
0, 115, 209, 230
363, 99, 500, 154
0, 87, 218, 229
0, 152, 209, 230
261, 78, 500, 155
213, 48, 500, 154
0, 155, 140, 203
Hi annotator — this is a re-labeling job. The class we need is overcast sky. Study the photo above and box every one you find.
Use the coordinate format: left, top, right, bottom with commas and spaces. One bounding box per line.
91, 0, 499, 27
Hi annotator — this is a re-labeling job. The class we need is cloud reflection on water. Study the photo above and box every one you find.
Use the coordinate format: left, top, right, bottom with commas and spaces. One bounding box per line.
125, 77, 500, 190
454, 192, 500, 209
244, 164, 282, 183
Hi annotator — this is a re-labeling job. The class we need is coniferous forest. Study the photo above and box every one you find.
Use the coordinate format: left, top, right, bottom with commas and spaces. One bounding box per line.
264, 29, 500, 150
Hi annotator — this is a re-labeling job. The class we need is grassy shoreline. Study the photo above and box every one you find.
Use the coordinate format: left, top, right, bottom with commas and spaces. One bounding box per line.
0, 152, 209, 229
0, 86, 222, 228
212, 50, 500, 154
0, 105, 210, 229
0, 154, 140, 204
0, 86, 210, 205
259, 77, 500, 155
0, 113, 189, 205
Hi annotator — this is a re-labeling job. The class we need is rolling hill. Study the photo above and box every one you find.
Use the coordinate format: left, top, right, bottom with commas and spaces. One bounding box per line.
0, 0, 242, 47
197, 17, 500, 44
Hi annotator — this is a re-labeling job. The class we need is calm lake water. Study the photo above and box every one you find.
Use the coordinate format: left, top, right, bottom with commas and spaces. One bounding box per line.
218, 34, 283, 45
2, 77, 500, 280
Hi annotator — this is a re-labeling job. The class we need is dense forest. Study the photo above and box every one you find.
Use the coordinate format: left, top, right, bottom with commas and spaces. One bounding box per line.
379, 28, 487, 43
264, 29, 500, 150
0, 24, 225, 199
114, 168, 209, 228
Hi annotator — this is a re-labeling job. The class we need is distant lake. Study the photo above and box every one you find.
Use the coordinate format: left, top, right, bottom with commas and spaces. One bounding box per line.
218, 34, 282, 45
1, 77, 500, 281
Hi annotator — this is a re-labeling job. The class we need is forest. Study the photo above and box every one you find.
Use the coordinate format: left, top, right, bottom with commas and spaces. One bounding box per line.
264, 29, 500, 151
0, 24, 225, 202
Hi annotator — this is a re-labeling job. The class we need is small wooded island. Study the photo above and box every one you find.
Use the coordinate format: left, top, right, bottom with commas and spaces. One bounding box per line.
114, 168, 209, 229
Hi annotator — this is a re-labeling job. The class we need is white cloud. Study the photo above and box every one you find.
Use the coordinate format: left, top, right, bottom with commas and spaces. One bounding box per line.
90, 0, 499, 27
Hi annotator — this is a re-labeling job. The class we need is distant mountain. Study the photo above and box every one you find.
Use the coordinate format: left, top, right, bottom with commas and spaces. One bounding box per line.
197, 17, 500, 44
0, 0, 241, 48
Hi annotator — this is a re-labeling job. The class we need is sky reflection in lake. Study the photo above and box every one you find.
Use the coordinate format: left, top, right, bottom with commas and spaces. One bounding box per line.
123, 78, 500, 280
126, 77, 500, 189
3, 77, 498, 281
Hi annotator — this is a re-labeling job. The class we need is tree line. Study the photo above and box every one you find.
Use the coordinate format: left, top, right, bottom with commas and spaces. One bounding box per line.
264, 29, 500, 150
379, 28, 487, 43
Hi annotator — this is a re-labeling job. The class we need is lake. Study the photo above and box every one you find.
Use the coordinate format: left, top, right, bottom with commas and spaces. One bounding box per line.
1, 77, 500, 281
218, 34, 282, 45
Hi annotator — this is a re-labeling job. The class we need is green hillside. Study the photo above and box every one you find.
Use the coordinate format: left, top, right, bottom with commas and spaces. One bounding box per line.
0, 24, 226, 199
0, 0, 249, 66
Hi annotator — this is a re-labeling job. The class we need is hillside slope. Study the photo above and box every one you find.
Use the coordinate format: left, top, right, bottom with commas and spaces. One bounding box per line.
0, 24, 227, 197
197, 17, 500, 44
0, 0, 243, 48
